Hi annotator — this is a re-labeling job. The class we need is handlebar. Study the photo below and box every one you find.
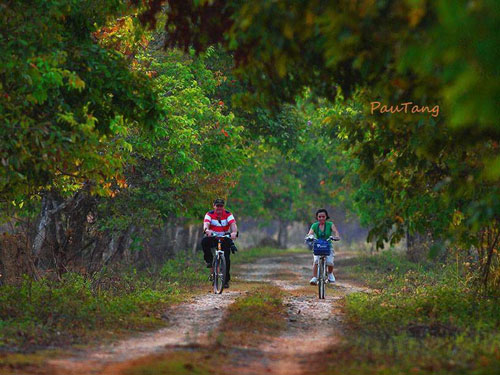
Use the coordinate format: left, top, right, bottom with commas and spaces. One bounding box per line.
305, 235, 340, 242
208, 232, 232, 238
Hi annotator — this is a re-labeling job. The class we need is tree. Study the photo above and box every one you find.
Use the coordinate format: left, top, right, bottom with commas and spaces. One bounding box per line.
0, 0, 163, 204
136, 0, 500, 288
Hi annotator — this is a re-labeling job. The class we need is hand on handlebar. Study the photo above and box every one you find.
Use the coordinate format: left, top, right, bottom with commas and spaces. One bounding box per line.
208, 231, 232, 238
328, 235, 340, 241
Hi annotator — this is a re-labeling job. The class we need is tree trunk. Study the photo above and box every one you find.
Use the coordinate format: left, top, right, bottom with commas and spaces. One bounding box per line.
406, 230, 430, 262
278, 220, 288, 249
32, 194, 51, 258
482, 228, 499, 289
192, 225, 200, 255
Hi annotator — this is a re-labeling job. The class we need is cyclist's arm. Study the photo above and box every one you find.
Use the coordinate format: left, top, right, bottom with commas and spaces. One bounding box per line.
229, 221, 238, 239
306, 225, 315, 238
331, 222, 340, 237
203, 214, 212, 235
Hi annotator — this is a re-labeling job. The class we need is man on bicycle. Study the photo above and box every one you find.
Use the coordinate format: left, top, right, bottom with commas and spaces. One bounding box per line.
202, 198, 238, 288
305, 208, 340, 285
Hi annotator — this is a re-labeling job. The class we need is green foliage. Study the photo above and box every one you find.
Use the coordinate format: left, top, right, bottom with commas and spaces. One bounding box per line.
344, 251, 500, 334
230, 92, 350, 224
136, 0, 500, 287
331, 252, 500, 374
231, 144, 303, 223
95, 46, 247, 238
0, 254, 205, 349
0, 1, 163, 201
152, 0, 500, 141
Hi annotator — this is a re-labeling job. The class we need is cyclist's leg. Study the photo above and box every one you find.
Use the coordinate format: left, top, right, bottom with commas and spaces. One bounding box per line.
228, 238, 238, 253
328, 244, 335, 272
201, 236, 215, 266
222, 242, 231, 282
326, 250, 334, 269
326, 251, 335, 281
310, 256, 319, 284
313, 255, 319, 276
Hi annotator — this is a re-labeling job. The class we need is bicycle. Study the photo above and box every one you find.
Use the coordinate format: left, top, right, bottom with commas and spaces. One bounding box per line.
210, 232, 232, 294
307, 235, 339, 299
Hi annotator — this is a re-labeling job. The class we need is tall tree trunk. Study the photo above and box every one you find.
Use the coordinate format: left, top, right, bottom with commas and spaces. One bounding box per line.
278, 220, 288, 249
482, 228, 499, 289
32, 193, 51, 258
192, 225, 200, 255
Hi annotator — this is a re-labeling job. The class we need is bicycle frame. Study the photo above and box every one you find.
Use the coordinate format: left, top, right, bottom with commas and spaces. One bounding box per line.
211, 233, 231, 294
317, 255, 328, 299
307, 236, 339, 299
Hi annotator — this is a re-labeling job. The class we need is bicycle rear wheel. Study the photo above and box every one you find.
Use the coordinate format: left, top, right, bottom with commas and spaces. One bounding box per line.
318, 258, 326, 299
213, 253, 226, 294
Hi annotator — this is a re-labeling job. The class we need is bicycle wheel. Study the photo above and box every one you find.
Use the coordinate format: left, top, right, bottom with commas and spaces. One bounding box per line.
318, 258, 325, 299
214, 253, 226, 294
212, 256, 219, 294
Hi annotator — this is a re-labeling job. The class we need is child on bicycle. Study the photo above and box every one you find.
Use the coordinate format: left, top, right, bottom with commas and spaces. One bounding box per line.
305, 208, 340, 285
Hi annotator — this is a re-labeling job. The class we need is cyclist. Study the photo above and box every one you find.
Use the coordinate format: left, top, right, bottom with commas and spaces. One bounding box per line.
305, 208, 340, 285
202, 198, 238, 288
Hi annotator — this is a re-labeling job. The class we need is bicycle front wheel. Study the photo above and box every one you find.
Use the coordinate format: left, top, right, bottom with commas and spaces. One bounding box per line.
214, 253, 226, 294
318, 258, 326, 299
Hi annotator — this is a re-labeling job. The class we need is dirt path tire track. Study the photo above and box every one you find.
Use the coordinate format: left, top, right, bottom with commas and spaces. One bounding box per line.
48, 291, 240, 375
225, 251, 370, 375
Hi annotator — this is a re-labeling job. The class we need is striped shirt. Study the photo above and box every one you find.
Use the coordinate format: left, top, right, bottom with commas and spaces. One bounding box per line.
204, 210, 236, 236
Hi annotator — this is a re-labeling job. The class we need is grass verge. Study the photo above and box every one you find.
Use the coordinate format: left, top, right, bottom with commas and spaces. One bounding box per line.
0, 253, 207, 353
216, 284, 286, 347
0, 247, 292, 374
322, 251, 500, 375
122, 351, 214, 375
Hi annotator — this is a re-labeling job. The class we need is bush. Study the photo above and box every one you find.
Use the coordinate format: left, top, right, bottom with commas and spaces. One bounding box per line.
330, 251, 500, 375
0, 253, 206, 349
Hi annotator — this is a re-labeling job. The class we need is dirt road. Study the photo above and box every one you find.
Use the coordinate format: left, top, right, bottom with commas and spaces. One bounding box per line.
48, 250, 368, 375
225, 251, 369, 375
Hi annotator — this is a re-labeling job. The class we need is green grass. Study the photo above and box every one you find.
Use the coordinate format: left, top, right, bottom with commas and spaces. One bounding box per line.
0, 253, 207, 351
323, 251, 500, 375
0, 246, 299, 353
217, 284, 287, 347
124, 352, 213, 375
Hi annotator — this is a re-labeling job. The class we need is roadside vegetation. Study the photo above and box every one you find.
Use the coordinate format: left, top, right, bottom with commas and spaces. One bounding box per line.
0, 246, 293, 352
0, 254, 206, 353
326, 251, 500, 375
0, 249, 289, 375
